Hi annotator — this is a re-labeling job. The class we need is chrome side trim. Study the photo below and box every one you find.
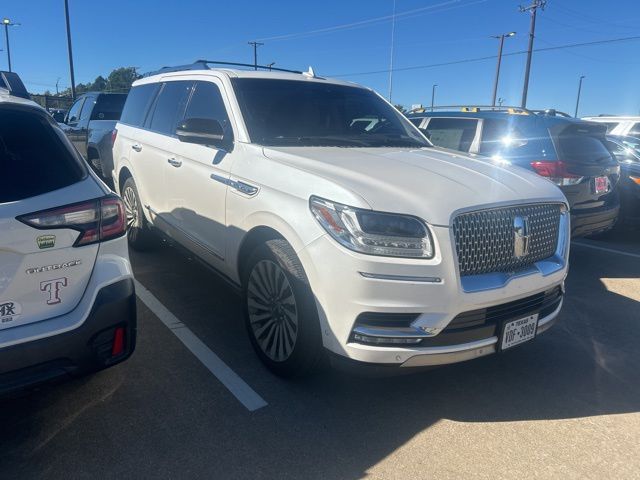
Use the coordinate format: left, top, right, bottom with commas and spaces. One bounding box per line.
358, 272, 443, 283
460, 211, 569, 293
210, 174, 258, 196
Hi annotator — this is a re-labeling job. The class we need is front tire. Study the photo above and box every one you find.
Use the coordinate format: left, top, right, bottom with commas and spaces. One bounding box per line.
243, 239, 323, 378
122, 177, 154, 251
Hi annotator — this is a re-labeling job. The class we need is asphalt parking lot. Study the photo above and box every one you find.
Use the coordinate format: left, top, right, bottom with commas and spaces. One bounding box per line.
1, 227, 639, 480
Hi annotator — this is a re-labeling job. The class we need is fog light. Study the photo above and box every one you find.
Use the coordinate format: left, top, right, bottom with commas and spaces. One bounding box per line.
353, 333, 422, 345
111, 327, 125, 357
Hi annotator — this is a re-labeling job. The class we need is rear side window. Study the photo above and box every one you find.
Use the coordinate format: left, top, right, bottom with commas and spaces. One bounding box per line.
183, 82, 231, 134
0, 108, 84, 203
120, 84, 160, 127
148, 81, 192, 135
423, 117, 478, 152
92, 94, 127, 121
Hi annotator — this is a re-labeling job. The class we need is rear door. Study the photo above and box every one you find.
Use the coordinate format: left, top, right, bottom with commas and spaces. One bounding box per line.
0, 106, 103, 330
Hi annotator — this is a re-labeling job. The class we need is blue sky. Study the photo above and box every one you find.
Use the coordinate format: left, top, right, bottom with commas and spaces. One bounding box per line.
5, 0, 640, 116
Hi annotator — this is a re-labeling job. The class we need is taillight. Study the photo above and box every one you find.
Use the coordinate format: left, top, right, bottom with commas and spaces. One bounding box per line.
111, 128, 118, 146
18, 195, 127, 247
530, 160, 584, 186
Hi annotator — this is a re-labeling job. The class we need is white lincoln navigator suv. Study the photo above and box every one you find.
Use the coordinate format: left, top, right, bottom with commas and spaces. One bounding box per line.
113, 62, 569, 377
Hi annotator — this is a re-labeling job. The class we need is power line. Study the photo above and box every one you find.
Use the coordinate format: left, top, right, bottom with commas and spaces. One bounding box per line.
255, 0, 488, 42
330, 34, 640, 77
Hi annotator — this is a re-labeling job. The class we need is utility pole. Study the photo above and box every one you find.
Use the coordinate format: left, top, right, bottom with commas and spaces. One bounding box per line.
388, 0, 396, 101
64, 0, 77, 100
55, 77, 60, 95
574, 75, 585, 118
519, 0, 546, 108
431, 84, 438, 112
248, 41, 264, 70
491, 32, 515, 107
2, 18, 19, 72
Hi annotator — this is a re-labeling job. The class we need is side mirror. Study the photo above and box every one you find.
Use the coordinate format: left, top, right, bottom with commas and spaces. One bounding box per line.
176, 118, 227, 148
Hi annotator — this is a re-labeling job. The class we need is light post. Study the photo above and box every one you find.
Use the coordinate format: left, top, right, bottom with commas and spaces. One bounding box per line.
491, 32, 515, 107
2, 18, 20, 72
64, 0, 77, 100
574, 75, 585, 118
267, 62, 275, 71
431, 84, 438, 112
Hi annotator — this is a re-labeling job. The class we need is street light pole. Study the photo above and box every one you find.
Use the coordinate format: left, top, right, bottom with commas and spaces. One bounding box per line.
431, 84, 438, 112
574, 75, 585, 118
388, 0, 396, 101
64, 0, 77, 100
491, 32, 515, 107
2, 18, 20, 72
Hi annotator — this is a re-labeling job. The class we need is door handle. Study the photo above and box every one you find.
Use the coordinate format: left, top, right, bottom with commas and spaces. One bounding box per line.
167, 158, 182, 168
131, 144, 142, 152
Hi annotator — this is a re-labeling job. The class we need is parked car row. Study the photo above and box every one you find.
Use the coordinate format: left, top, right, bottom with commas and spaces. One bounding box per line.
1, 63, 638, 393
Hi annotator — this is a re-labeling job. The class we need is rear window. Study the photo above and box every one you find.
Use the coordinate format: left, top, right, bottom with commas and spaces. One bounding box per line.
556, 126, 614, 164
0, 108, 84, 203
120, 84, 159, 127
422, 117, 478, 152
92, 94, 127, 121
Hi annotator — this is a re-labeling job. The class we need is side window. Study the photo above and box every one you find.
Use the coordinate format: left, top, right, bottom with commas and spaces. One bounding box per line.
479, 119, 508, 155
79, 97, 94, 122
628, 122, 640, 137
148, 81, 193, 135
183, 81, 232, 136
120, 84, 160, 127
423, 117, 478, 152
66, 98, 85, 124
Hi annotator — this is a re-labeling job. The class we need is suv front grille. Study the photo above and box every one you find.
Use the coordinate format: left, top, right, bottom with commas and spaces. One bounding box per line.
452, 203, 562, 276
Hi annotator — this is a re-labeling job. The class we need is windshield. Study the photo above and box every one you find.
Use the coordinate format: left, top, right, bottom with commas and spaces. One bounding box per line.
232, 78, 430, 148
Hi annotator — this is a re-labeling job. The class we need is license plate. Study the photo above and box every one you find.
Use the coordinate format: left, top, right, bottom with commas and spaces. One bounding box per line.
594, 176, 609, 194
500, 314, 539, 350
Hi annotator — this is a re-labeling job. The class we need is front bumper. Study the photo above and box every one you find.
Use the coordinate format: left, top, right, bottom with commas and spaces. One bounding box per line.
298, 222, 568, 367
0, 278, 136, 394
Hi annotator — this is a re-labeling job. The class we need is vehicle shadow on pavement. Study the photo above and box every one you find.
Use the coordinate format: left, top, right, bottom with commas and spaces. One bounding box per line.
1, 235, 638, 480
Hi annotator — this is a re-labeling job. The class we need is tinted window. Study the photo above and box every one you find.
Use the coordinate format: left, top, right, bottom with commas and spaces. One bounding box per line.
120, 83, 160, 127
79, 97, 94, 122
423, 117, 478, 152
148, 81, 192, 135
183, 82, 231, 134
409, 118, 423, 127
66, 98, 84, 124
0, 108, 84, 203
628, 122, 640, 137
232, 78, 428, 148
557, 130, 614, 164
92, 94, 127, 121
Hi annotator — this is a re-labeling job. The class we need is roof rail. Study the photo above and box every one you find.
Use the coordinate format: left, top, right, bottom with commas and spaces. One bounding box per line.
0, 71, 30, 99
407, 105, 534, 115
530, 109, 572, 118
143, 60, 303, 77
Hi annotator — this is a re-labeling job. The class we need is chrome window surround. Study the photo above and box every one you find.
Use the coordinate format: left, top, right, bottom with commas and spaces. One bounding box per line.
460, 209, 569, 293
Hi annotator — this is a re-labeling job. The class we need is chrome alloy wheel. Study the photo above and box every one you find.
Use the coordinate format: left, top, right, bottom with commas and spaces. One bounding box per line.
247, 260, 299, 362
122, 186, 139, 230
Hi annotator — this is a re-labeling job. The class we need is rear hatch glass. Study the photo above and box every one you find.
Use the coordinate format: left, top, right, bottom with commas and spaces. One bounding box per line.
0, 106, 99, 331
92, 94, 127, 121
554, 123, 617, 166
0, 107, 85, 203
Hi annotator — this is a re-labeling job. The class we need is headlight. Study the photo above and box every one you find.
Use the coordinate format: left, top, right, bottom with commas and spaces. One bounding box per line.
309, 196, 434, 258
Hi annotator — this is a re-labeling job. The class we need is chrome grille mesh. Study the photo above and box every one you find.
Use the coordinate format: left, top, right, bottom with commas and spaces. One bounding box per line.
452, 204, 562, 276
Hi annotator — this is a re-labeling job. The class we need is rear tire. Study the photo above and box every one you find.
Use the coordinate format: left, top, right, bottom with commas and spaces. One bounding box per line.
242, 239, 323, 378
122, 177, 154, 251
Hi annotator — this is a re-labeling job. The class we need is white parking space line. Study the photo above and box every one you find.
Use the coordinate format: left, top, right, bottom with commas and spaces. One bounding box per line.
572, 241, 640, 260
134, 279, 268, 412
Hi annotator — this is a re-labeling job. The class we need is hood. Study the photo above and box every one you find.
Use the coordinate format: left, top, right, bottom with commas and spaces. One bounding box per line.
262, 146, 567, 226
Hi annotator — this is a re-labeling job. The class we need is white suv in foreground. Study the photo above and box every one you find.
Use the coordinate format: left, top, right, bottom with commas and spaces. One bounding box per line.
0, 72, 135, 393
113, 63, 569, 377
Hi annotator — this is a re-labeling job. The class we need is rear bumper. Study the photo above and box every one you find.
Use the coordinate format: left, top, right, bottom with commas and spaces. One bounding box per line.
571, 203, 619, 237
0, 278, 136, 394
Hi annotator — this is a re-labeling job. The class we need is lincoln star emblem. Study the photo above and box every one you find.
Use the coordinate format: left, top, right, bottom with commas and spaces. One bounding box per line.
513, 216, 530, 258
